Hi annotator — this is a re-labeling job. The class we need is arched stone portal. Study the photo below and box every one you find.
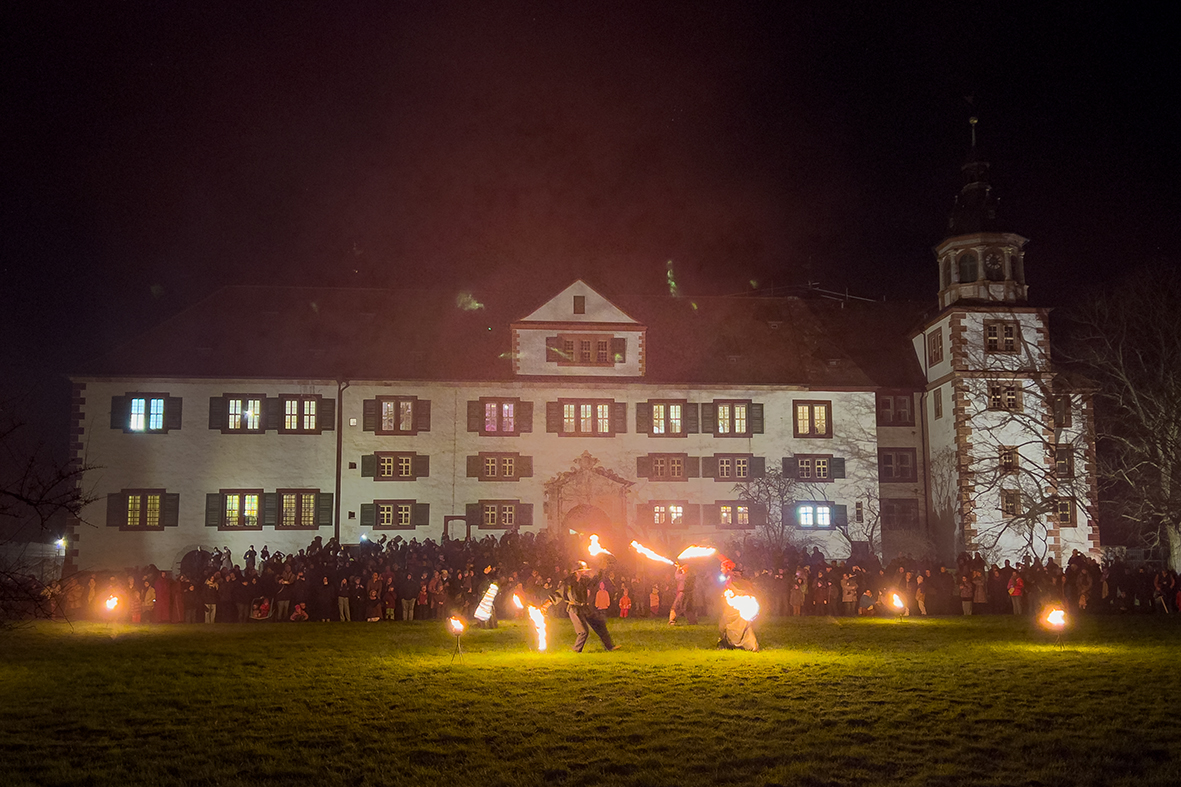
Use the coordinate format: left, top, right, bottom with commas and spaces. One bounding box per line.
544, 452, 634, 547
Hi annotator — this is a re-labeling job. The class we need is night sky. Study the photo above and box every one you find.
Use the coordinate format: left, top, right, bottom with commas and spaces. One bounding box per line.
2, 2, 1178, 454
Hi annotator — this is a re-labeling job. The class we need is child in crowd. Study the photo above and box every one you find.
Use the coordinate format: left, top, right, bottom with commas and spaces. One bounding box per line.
618, 586, 631, 618
649, 586, 660, 616
596, 581, 611, 612
289, 602, 308, 622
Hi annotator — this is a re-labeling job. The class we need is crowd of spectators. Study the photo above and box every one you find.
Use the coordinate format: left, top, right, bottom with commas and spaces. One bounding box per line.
24, 532, 1181, 624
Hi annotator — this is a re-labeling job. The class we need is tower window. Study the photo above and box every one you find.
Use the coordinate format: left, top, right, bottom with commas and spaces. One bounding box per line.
958, 252, 978, 283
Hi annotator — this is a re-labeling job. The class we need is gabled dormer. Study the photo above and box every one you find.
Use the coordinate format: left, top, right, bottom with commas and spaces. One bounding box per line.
511, 280, 647, 377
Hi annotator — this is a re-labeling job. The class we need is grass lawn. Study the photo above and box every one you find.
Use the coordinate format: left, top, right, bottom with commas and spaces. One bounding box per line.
2, 614, 1179, 787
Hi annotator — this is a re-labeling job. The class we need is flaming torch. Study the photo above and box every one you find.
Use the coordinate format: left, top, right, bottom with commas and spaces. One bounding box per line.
630, 540, 674, 565
473, 583, 499, 623
677, 545, 717, 561
105, 596, 119, 612
1043, 606, 1066, 648
512, 595, 548, 652
891, 593, 906, 620
588, 535, 612, 557
447, 616, 465, 662
723, 588, 760, 621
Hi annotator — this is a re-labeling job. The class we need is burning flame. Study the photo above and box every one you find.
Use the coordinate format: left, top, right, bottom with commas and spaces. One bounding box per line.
588, 534, 612, 556
105, 596, 118, 611
892, 594, 904, 609
630, 540, 674, 565
677, 545, 717, 561
1045, 608, 1066, 628
724, 588, 760, 621
512, 595, 547, 651
448, 616, 465, 634
473, 583, 499, 622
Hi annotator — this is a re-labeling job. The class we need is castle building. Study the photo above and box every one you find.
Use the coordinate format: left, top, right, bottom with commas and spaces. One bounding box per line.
65, 149, 1099, 573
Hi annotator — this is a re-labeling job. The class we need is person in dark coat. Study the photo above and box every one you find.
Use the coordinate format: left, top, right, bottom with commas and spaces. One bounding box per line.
546, 560, 618, 653
154, 571, 172, 624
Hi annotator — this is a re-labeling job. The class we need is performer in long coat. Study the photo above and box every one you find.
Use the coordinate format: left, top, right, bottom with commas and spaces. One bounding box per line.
718, 561, 759, 652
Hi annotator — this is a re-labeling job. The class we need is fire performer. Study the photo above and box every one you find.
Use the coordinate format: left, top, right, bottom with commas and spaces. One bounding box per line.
546, 560, 619, 653
718, 559, 760, 652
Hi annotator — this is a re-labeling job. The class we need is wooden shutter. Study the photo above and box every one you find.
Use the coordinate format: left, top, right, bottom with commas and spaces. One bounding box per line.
466, 455, 482, 478
685, 403, 700, 434
545, 336, 562, 362
636, 455, 652, 478
782, 457, 798, 478
465, 503, 481, 528
637, 503, 655, 527
318, 493, 334, 527
636, 402, 652, 434
833, 504, 848, 528
701, 403, 716, 435
782, 504, 794, 529
750, 403, 764, 434
831, 458, 846, 479
703, 504, 720, 527
683, 504, 700, 528
412, 454, 430, 478
165, 397, 183, 431
360, 454, 376, 478
360, 503, 375, 528
611, 402, 627, 434
264, 397, 282, 431
685, 456, 700, 478
110, 396, 129, 430
362, 399, 377, 431
546, 401, 562, 433
412, 503, 430, 527
319, 398, 336, 431
208, 397, 227, 430
751, 456, 766, 478
518, 503, 534, 527
416, 399, 431, 432
162, 493, 180, 527
262, 493, 278, 527
205, 493, 222, 527
106, 493, 125, 527
611, 337, 627, 363
701, 455, 718, 479
518, 401, 533, 433
467, 401, 482, 432
518, 455, 534, 477
750, 503, 768, 528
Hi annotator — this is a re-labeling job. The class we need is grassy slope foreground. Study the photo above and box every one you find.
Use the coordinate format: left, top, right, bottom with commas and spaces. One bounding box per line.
1, 616, 1178, 787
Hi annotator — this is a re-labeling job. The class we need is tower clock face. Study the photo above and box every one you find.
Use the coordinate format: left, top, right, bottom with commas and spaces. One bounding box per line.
985, 253, 1002, 274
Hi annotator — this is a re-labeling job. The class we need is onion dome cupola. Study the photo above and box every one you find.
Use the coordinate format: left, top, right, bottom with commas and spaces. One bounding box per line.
934, 117, 1029, 309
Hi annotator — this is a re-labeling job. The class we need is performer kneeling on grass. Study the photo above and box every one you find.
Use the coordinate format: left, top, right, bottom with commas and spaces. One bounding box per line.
718, 560, 759, 652
546, 560, 620, 653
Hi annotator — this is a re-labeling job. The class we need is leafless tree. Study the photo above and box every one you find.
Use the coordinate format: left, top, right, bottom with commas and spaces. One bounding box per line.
1, 405, 99, 625
1059, 265, 1181, 567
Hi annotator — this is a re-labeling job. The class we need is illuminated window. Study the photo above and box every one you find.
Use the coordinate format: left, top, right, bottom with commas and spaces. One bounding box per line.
793, 454, 833, 482
1054, 497, 1075, 526
279, 491, 319, 529
381, 398, 415, 433
128, 397, 166, 432
118, 489, 172, 530
281, 396, 320, 433
715, 401, 749, 435
126, 493, 161, 528
649, 401, 686, 436
999, 447, 1019, 475
227, 397, 262, 431
644, 454, 687, 480
988, 383, 1022, 412
374, 452, 424, 481
556, 399, 616, 436
547, 334, 626, 365
484, 456, 498, 477
796, 503, 833, 528
794, 400, 832, 437
222, 491, 262, 528
476, 501, 520, 529
653, 504, 684, 526
376, 501, 414, 529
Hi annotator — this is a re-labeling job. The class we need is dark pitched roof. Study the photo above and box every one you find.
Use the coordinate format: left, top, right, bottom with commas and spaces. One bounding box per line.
77, 285, 929, 389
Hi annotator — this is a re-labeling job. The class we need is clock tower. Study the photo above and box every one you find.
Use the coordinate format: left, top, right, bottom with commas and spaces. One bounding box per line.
934, 118, 1029, 309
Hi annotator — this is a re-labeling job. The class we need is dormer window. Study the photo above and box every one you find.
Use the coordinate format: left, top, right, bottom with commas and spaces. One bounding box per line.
545, 334, 627, 366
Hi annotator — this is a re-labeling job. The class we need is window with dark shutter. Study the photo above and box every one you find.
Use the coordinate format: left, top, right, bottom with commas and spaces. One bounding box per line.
636, 403, 652, 434
611, 337, 626, 363
546, 401, 562, 432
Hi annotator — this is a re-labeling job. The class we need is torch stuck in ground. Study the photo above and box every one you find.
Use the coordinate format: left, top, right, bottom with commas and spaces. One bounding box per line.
447, 617, 465, 662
